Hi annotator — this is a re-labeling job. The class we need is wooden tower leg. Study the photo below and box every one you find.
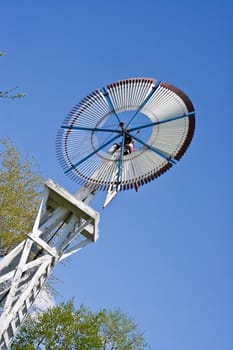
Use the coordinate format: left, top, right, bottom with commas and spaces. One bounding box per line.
0, 179, 99, 350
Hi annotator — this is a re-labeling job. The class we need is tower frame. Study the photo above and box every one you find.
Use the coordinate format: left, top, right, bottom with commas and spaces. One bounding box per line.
0, 179, 99, 350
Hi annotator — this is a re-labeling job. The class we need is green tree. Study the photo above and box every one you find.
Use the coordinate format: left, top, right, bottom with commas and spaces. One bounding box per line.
99, 309, 148, 350
11, 301, 149, 350
0, 138, 44, 255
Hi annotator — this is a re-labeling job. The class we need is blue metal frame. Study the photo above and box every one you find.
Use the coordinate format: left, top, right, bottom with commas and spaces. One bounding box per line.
65, 134, 121, 174
102, 87, 121, 123
128, 111, 195, 133
129, 133, 176, 165
61, 125, 121, 134
116, 133, 125, 191
126, 81, 161, 128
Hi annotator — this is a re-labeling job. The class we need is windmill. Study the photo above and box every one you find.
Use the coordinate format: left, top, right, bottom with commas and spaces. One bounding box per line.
0, 77, 195, 349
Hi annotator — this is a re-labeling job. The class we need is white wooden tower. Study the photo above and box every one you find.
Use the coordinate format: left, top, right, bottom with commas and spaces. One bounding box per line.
0, 179, 99, 350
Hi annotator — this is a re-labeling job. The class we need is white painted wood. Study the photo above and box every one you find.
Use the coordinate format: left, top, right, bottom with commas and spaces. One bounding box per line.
59, 238, 91, 261
0, 179, 100, 350
28, 234, 58, 258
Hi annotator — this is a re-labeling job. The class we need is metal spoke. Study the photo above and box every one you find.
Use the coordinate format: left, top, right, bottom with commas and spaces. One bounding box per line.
116, 133, 125, 192
126, 81, 161, 128
102, 87, 121, 124
65, 134, 121, 174
61, 125, 121, 134
129, 133, 176, 165
128, 111, 195, 133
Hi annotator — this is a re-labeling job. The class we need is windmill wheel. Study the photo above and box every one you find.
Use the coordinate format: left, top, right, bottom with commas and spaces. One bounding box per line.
56, 78, 195, 192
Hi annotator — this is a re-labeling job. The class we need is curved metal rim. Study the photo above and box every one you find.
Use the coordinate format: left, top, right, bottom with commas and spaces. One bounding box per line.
56, 77, 195, 191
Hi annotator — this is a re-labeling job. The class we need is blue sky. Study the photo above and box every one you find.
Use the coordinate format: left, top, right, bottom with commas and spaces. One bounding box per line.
1, 1, 233, 349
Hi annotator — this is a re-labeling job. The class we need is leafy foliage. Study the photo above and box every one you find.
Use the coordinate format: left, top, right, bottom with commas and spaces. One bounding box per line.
12, 301, 149, 350
99, 309, 148, 350
0, 138, 44, 255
